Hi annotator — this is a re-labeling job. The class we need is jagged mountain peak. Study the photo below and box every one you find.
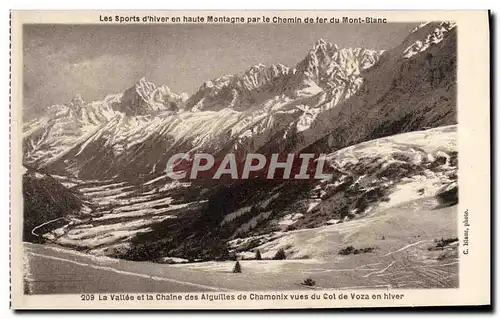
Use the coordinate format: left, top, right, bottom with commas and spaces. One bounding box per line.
293, 40, 382, 95
308, 39, 336, 58
65, 94, 86, 115
114, 77, 187, 116
248, 63, 267, 71
300, 40, 381, 72
128, 77, 157, 100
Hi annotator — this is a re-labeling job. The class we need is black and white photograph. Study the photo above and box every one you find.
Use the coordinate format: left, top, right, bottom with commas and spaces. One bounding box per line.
9, 10, 491, 309
20, 20, 460, 295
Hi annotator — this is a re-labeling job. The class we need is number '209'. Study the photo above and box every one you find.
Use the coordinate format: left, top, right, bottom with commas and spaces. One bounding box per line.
81, 294, 94, 301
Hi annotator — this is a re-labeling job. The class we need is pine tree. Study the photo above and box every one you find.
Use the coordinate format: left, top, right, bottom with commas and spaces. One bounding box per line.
273, 248, 286, 260
233, 261, 242, 273
255, 249, 262, 260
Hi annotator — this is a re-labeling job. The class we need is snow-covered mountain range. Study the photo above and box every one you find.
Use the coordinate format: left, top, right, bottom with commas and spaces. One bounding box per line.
22, 22, 458, 264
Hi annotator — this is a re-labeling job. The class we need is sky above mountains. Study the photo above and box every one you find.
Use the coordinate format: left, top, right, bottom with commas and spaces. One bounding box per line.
23, 23, 417, 118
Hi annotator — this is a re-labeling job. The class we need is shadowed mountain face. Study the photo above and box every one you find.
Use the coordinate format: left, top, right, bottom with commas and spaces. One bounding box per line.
22, 22, 458, 264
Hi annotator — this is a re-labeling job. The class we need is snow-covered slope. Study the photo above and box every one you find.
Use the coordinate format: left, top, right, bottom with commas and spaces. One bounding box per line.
118, 77, 188, 115
220, 125, 457, 241
292, 40, 381, 104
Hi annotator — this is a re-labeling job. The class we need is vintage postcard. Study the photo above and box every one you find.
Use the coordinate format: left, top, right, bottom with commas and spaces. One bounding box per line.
10, 10, 490, 309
